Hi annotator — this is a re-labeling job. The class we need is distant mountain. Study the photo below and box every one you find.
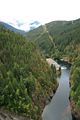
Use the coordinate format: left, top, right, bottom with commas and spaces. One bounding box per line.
0, 21, 25, 34
29, 21, 41, 30
26, 18, 80, 61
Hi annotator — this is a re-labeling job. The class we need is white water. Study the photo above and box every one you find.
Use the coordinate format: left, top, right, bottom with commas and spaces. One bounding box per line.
42, 66, 72, 120
61, 66, 67, 70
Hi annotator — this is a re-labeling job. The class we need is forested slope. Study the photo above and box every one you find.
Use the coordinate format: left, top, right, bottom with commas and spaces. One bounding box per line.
0, 26, 57, 120
26, 18, 80, 61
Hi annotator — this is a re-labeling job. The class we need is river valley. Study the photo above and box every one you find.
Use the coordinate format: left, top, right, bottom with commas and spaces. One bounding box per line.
42, 65, 72, 120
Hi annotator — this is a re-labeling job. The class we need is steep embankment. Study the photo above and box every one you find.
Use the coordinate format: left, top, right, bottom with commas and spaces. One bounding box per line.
0, 26, 57, 120
70, 58, 80, 119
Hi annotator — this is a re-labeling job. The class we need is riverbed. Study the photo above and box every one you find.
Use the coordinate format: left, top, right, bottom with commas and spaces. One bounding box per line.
42, 65, 72, 120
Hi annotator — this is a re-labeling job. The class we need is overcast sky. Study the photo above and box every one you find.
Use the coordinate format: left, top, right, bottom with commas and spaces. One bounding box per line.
0, 0, 80, 31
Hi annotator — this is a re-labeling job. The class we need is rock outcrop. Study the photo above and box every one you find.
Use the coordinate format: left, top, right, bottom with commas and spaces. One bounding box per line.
46, 58, 61, 71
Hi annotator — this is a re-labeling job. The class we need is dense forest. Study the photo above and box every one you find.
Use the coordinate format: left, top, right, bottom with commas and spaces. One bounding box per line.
0, 26, 57, 119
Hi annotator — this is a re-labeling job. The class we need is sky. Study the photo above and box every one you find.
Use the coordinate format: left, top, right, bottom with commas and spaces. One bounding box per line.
0, 0, 80, 31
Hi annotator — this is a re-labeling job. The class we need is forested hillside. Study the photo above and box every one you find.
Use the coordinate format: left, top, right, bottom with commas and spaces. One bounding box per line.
0, 26, 57, 119
26, 18, 80, 61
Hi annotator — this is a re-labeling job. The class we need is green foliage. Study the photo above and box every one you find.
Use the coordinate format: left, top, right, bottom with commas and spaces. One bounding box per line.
0, 27, 57, 119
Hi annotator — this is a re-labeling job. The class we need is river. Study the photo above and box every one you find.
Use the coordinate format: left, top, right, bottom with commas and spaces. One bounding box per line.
42, 65, 72, 120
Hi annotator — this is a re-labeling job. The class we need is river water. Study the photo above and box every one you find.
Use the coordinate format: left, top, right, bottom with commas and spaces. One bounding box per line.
42, 66, 72, 120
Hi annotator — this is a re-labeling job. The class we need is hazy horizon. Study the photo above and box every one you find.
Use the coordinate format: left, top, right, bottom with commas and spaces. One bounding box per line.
0, 0, 80, 31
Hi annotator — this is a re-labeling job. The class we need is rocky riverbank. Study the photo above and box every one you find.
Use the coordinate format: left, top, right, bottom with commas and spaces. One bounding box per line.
0, 109, 29, 120
70, 100, 80, 120
46, 58, 61, 71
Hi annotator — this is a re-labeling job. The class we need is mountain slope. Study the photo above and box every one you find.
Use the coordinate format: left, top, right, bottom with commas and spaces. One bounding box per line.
0, 21, 25, 34
26, 18, 80, 61
0, 27, 57, 119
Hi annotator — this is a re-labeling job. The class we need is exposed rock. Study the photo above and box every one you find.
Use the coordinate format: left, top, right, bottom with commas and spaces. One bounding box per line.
0, 109, 31, 120
70, 100, 80, 120
46, 58, 61, 71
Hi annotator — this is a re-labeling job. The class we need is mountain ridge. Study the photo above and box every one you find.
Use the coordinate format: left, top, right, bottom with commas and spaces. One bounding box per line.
26, 18, 80, 61
0, 21, 25, 34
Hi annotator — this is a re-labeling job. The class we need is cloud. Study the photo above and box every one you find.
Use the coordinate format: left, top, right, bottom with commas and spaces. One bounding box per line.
30, 21, 40, 26
15, 20, 26, 27
8, 20, 30, 31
